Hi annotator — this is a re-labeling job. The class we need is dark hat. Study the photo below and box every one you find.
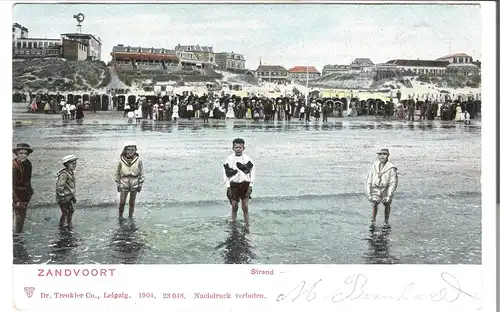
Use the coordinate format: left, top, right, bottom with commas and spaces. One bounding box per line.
13, 143, 33, 155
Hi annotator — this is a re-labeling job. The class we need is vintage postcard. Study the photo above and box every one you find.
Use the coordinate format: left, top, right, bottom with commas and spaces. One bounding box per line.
6, 1, 496, 311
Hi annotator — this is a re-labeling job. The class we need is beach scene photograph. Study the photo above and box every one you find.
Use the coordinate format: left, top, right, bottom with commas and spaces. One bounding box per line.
12, 3, 481, 265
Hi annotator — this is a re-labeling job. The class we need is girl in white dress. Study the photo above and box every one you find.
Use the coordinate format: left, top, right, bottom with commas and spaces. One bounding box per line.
61, 102, 69, 120
226, 101, 235, 119
135, 102, 143, 124
454, 105, 463, 122
172, 104, 179, 121
153, 103, 159, 121
69, 103, 76, 120
246, 100, 254, 119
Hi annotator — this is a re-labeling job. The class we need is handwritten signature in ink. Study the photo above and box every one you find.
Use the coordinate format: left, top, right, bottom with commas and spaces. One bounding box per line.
276, 273, 480, 304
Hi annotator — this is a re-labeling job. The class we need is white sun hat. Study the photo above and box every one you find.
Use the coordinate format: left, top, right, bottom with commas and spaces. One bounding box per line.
62, 155, 78, 164
123, 141, 137, 149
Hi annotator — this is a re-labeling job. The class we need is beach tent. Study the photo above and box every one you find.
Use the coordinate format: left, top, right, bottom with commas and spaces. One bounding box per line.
74, 94, 82, 104
127, 95, 136, 105
12, 93, 23, 103
95, 95, 102, 110
309, 90, 320, 98
145, 95, 157, 104
101, 95, 109, 111
116, 95, 126, 110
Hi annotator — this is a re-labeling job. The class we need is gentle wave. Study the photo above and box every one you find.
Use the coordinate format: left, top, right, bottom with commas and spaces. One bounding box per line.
29, 190, 480, 209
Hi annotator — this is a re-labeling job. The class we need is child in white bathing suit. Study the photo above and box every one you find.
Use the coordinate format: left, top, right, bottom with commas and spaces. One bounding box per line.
115, 142, 145, 219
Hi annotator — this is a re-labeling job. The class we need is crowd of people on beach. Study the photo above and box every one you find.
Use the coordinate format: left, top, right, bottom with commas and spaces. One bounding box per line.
25, 91, 100, 118
18, 88, 479, 124
120, 92, 342, 124
116, 91, 478, 124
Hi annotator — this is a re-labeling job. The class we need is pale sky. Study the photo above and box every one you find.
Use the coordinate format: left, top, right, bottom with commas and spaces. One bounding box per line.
13, 3, 481, 70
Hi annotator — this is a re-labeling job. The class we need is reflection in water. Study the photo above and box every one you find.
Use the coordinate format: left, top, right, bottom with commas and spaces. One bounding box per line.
135, 119, 476, 134
13, 235, 31, 264
363, 227, 399, 264
110, 219, 145, 264
48, 228, 80, 264
11, 112, 480, 264
216, 224, 255, 264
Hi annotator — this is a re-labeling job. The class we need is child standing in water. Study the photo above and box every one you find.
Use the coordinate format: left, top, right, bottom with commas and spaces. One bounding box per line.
56, 155, 78, 229
115, 142, 145, 219
366, 148, 398, 229
12, 143, 34, 233
223, 138, 256, 225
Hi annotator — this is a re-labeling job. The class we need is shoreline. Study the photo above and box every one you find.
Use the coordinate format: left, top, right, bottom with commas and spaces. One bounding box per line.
12, 106, 482, 127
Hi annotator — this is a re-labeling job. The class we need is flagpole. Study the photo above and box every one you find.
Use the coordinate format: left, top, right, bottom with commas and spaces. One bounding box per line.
305, 66, 309, 106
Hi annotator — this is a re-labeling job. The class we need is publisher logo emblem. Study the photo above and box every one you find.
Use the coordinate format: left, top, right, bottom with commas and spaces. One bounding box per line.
24, 287, 35, 298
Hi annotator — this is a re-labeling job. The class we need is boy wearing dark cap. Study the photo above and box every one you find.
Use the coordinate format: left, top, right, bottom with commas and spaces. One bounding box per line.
12, 143, 34, 233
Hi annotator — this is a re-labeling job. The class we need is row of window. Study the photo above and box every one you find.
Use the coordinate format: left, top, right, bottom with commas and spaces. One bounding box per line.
178, 53, 214, 62
123, 48, 139, 53
453, 57, 473, 64
400, 68, 446, 74
137, 60, 177, 64
290, 73, 321, 79
226, 55, 243, 60
121, 47, 172, 53
227, 61, 244, 69
179, 52, 195, 59
256, 72, 288, 77
182, 46, 212, 52
115, 60, 178, 64
13, 49, 60, 56
14, 41, 59, 49
447, 68, 479, 73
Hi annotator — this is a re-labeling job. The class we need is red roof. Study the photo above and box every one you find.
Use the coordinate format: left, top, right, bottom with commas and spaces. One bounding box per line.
289, 66, 319, 73
111, 52, 179, 62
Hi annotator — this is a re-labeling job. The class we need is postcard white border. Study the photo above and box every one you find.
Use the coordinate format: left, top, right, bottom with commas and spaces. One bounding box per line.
2, 1, 496, 312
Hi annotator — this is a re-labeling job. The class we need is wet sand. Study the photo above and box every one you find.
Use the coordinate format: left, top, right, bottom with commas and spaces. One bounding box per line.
12, 104, 481, 264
